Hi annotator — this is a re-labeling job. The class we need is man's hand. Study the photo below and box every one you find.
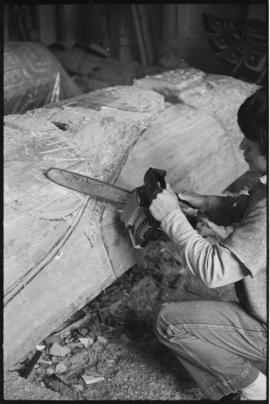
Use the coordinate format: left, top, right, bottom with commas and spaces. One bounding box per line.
177, 191, 209, 215
149, 183, 180, 222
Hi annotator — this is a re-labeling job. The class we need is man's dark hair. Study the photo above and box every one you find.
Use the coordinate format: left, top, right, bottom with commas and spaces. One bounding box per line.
237, 88, 267, 156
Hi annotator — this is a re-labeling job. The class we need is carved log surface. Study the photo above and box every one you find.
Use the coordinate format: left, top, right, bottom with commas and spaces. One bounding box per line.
116, 103, 246, 194
133, 67, 207, 93
4, 86, 164, 369
4, 71, 257, 369
134, 71, 259, 170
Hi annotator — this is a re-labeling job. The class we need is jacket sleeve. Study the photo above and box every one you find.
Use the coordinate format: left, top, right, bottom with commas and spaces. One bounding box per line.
161, 208, 249, 288
205, 194, 249, 226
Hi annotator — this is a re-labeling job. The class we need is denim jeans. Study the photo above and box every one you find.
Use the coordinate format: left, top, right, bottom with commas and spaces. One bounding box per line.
155, 300, 267, 400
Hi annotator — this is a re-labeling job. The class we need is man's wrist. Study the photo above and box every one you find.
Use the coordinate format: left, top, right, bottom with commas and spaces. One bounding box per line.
161, 208, 183, 227
161, 208, 195, 243
203, 195, 210, 213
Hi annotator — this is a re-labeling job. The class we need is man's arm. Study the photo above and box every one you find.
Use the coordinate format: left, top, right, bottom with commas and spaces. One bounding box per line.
161, 208, 250, 288
205, 194, 249, 226
178, 192, 249, 226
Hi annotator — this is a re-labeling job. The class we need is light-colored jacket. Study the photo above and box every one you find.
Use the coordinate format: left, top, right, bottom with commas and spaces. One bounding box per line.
161, 179, 267, 324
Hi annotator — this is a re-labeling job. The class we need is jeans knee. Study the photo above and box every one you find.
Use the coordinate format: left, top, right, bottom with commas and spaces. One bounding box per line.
155, 301, 202, 342
155, 303, 185, 341
155, 302, 172, 324
155, 303, 170, 338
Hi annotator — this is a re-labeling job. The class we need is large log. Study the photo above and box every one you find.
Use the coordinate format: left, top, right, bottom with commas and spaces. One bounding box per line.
117, 103, 244, 194
4, 86, 164, 369
124, 71, 259, 192
4, 72, 257, 369
4, 42, 82, 115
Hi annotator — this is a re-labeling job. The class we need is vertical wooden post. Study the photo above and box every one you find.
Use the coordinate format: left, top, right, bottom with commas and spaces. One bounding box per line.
119, 6, 131, 62
4, 5, 9, 41
109, 5, 121, 59
57, 4, 81, 43
38, 5, 57, 45
131, 4, 147, 66
160, 4, 179, 61
136, 5, 154, 65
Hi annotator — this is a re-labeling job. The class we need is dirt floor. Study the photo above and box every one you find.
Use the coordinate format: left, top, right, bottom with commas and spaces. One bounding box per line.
5, 214, 240, 401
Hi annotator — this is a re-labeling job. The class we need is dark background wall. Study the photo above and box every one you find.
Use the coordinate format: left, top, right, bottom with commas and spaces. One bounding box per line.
4, 3, 267, 75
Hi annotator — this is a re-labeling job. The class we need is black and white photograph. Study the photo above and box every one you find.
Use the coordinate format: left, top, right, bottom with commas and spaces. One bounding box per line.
3, 2, 268, 401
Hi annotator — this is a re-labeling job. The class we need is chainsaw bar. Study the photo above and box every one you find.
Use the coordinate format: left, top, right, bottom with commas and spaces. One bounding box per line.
45, 167, 131, 206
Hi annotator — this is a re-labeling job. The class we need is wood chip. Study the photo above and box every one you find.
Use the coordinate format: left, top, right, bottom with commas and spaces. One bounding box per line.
81, 374, 105, 385
45, 334, 60, 346
55, 362, 67, 374
67, 342, 84, 350
39, 358, 53, 366
49, 343, 71, 357
73, 384, 84, 392
96, 336, 108, 345
79, 328, 89, 336
46, 367, 55, 375
78, 337, 94, 348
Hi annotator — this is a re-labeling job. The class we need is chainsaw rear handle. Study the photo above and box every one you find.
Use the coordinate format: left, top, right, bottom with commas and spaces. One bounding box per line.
137, 167, 196, 210
144, 167, 196, 209
137, 167, 167, 207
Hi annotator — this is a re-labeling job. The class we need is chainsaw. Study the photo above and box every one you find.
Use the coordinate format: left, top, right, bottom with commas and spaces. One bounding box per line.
45, 167, 194, 249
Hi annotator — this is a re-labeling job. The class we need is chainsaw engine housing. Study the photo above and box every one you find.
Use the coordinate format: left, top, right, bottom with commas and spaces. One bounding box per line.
120, 188, 159, 248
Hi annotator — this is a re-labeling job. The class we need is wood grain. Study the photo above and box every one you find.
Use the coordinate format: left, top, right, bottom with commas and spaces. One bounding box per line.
4, 86, 164, 369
